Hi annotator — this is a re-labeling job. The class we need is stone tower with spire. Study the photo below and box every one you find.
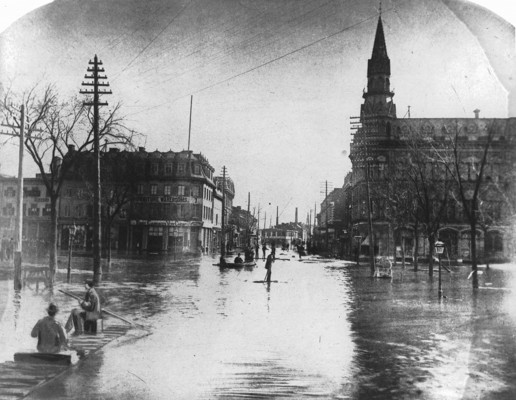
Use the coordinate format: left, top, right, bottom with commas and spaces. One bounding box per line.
361, 12, 396, 119
349, 11, 396, 260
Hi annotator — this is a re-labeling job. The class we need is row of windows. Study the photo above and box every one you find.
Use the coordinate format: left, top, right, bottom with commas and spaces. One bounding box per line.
4, 187, 46, 198
138, 184, 202, 197
148, 226, 189, 241
132, 203, 201, 219
203, 205, 213, 220
2, 204, 52, 217
203, 187, 212, 201
65, 188, 88, 198
150, 163, 204, 176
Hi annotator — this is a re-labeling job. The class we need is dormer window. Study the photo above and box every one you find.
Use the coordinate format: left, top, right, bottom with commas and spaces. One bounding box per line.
178, 164, 185, 175
151, 163, 159, 175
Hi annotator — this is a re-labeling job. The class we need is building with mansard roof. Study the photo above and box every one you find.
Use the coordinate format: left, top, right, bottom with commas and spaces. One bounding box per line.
56, 146, 234, 256
320, 13, 516, 263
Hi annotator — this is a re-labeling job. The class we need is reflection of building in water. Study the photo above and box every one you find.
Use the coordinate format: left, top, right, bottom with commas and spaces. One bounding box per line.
316, 13, 516, 262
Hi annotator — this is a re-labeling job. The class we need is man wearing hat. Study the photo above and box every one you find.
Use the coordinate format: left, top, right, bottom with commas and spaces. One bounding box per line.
31, 302, 67, 353
65, 280, 101, 335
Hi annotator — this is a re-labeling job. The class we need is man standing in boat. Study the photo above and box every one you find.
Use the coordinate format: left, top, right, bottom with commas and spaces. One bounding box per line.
264, 253, 274, 283
31, 302, 68, 353
65, 280, 101, 335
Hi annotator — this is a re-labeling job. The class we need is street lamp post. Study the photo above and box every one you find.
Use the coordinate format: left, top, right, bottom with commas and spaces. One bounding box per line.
435, 240, 445, 298
67, 223, 77, 283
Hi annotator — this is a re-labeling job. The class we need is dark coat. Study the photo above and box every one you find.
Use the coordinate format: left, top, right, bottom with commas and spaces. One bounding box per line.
31, 316, 67, 353
81, 288, 101, 321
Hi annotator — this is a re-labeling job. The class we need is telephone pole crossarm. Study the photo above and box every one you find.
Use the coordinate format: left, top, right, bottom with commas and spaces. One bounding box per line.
80, 54, 112, 284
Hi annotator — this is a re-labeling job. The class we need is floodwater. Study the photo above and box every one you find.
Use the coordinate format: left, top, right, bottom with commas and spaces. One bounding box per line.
1, 252, 516, 399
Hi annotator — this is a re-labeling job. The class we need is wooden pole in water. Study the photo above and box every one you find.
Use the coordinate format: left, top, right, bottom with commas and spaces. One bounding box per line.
221, 166, 226, 257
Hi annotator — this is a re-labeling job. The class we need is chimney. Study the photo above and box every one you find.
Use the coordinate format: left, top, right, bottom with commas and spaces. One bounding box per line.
67, 144, 75, 153
138, 147, 146, 152
295, 207, 298, 224
51, 157, 62, 173
473, 109, 480, 119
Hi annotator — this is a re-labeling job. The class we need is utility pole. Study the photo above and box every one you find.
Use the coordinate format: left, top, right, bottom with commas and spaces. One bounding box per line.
247, 192, 251, 246
365, 157, 376, 275
80, 55, 112, 284
276, 205, 279, 227
187, 95, 193, 175
221, 166, 227, 258
1, 106, 26, 290
14, 106, 25, 290
257, 205, 260, 244
325, 181, 329, 252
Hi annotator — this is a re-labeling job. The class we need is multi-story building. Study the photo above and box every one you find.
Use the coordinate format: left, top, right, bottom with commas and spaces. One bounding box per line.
228, 206, 257, 248
261, 223, 305, 248
0, 174, 52, 258
214, 175, 235, 251
339, 13, 516, 262
4, 146, 235, 257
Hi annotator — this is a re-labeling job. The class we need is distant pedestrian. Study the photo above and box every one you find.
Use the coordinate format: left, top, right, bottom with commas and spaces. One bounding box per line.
271, 245, 276, 260
7, 238, 14, 260
31, 302, 67, 353
264, 253, 274, 283
262, 244, 267, 260
255, 243, 259, 259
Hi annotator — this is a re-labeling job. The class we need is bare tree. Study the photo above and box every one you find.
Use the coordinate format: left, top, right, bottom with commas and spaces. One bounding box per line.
79, 150, 138, 268
402, 128, 451, 276
432, 120, 508, 288
379, 170, 420, 270
1, 85, 137, 285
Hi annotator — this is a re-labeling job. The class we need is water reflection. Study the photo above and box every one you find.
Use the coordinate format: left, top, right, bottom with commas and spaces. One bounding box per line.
1, 256, 515, 399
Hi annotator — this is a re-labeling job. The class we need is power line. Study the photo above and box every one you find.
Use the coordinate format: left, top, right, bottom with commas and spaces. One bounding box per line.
123, 7, 390, 120
111, 0, 195, 82
135, 0, 329, 85
141, 0, 339, 91
170, 8, 390, 102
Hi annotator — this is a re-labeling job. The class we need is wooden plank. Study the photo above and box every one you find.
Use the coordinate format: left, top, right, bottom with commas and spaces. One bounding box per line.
14, 353, 71, 366
0, 324, 134, 399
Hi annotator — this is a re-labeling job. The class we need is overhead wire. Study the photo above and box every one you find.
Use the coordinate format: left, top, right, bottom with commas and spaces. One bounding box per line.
125, 7, 391, 120
172, 8, 389, 101
140, 0, 339, 90
110, 0, 195, 82
124, 0, 323, 90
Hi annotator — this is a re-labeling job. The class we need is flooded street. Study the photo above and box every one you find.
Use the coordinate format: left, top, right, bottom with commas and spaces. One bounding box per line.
1, 253, 516, 399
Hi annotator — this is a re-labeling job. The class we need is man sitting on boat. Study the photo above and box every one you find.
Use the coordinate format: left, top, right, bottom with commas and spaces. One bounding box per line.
31, 302, 68, 353
234, 253, 244, 264
65, 280, 101, 335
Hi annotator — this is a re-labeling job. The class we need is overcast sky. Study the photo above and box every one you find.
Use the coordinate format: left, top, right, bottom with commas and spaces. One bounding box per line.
0, 0, 514, 225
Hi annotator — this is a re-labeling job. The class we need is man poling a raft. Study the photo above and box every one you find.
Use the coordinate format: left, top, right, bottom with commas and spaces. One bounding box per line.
59, 286, 147, 331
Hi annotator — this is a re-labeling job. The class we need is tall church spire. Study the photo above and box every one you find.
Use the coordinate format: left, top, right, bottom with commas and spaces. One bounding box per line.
361, 12, 396, 118
371, 13, 388, 61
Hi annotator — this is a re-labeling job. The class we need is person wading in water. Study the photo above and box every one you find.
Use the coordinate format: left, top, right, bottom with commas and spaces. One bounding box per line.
264, 253, 274, 283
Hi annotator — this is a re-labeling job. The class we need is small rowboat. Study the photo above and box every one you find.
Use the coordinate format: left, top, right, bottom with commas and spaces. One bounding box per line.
213, 261, 256, 269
